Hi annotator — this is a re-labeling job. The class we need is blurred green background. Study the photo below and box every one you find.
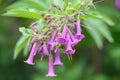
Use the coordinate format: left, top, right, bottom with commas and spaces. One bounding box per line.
0, 0, 120, 80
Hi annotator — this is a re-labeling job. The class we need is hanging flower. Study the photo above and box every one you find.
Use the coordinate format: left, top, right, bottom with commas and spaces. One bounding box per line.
54, 47, 63, 65
46, 55, 56, 77
47, 29, 58, 49
24, 42, 37, 65
57, 25, 68, 44
74, 19, 85, 40
65, 35, 75, 54
67, 27, 79, 45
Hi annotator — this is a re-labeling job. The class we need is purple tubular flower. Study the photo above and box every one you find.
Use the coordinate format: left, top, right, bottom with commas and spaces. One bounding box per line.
67, 27, 79, 45
46, 55, 56, 77
75, 19, 85, 40
65, 35, 75, 54
42, 42, 50, 56
24, 43, 37, 65
115, 0, 120, 10
29, 38, 37, 50
57, 25, 68, 44
54, 47, 63, 65
47, 29, 58, 49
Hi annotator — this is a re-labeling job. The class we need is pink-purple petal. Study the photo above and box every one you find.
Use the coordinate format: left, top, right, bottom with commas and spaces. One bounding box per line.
46, 55, 56, 77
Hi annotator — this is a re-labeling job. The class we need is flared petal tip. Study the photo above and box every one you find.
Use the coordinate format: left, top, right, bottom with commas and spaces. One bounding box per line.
74, 34, 85, 40
57, 37, 68, 44
46, 74, 56, 77
24, 60, 35, 65
65, 50, 75, 54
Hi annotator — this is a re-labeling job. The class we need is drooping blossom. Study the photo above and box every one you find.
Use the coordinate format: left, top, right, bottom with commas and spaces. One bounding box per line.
57, 25, 68, 44
46, 55, 56, 77
74, 19, 85, 40
54, 47, 63, 65
24, 42, 37, 65
67, 27, 79, 45
65, 34, 75, 54
47, 29, 58, 50
29, 38, 37, 50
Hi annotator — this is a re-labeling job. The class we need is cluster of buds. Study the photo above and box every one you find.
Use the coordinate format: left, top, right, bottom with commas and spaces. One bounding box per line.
24, 2, 85, 77
52, 2, 61, 10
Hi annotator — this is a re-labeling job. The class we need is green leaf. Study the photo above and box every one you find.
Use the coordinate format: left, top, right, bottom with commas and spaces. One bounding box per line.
86, 24, 103, 49
2, 9, 42, 19
23, 42, 29, 57
23, 37, 32, 57
86, 18, 114, 43
6, 0, 48, 10
19, 27, 33, 36
88, 11, 115, 26
14, 35, 29, 59
85, 21, 103, 49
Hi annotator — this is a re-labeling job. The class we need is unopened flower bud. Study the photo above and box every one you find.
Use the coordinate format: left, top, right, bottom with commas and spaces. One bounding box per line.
48, 8, 51, 12
40, 11, 45, 16
44, 14, 50, 21
88, 3, 94, 7
52, 2, 57, 7
56, 5, 61, 10
45, 14, 50, 18
88, 3, 96, 9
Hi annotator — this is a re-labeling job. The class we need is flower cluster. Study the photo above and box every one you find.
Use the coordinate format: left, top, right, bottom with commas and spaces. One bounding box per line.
24, 2, 85, 77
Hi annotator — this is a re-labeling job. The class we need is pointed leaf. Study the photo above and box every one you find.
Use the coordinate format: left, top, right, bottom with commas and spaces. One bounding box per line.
19, 27, 33, 36
2, 9, 42, 19
86, 18, 114, 43
14, 36, 29, 59
88, 11, 115, 26
6, 0, 48, 10
23, 37, 32, 57
85, 21, 103, 49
